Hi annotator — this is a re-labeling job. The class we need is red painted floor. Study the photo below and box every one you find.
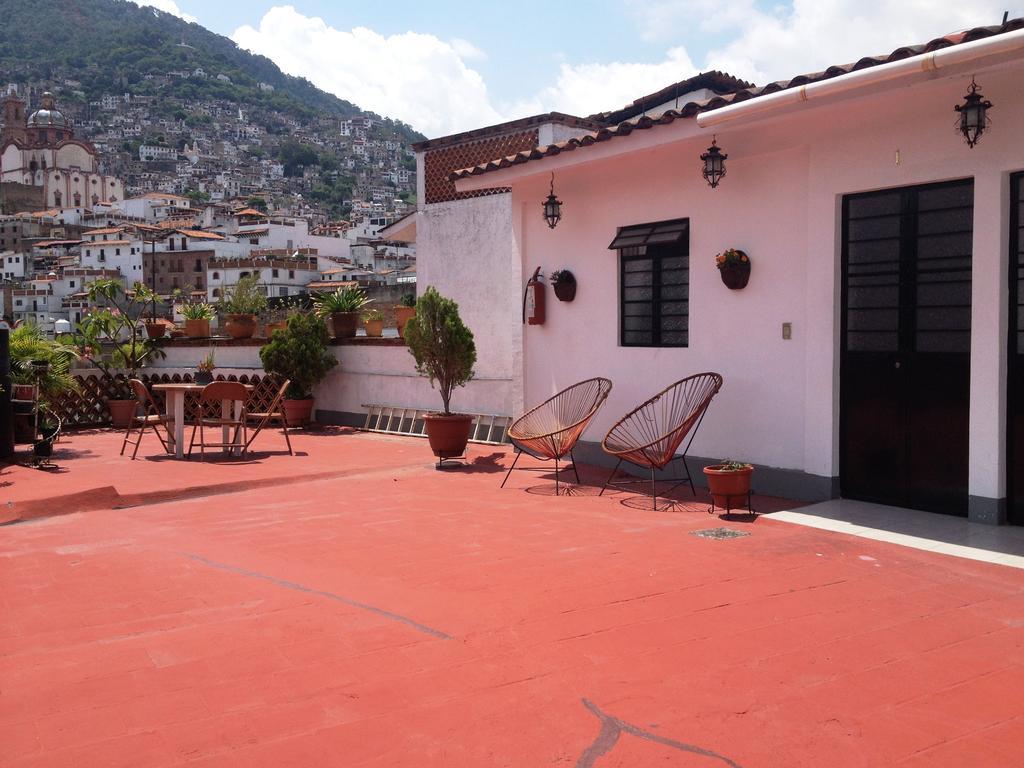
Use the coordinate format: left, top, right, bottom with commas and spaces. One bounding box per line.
1, 429, 1023, 766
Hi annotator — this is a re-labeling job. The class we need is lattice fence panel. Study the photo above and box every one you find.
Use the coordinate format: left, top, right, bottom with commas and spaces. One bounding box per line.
53, 372, 281, 428
423, 129, 538, 204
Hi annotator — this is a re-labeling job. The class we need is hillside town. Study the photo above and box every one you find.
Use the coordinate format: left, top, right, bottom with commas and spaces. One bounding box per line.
0, 85, 416, 333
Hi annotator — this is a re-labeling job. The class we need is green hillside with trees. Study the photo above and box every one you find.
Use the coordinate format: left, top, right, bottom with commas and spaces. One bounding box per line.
0, 0, 423, 142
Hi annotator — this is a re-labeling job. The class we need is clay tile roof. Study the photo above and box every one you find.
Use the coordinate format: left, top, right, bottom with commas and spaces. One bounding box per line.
308, 280, 358, 289
234, 208, 266, 217
451, 18, 1024, 182
176, 229, 224, 240
83, 227, 124, 235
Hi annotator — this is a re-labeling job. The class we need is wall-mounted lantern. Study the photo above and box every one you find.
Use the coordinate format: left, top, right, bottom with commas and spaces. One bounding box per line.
543, 173, 562, 229
954, 78, 993, 148
701, 137, 727, 188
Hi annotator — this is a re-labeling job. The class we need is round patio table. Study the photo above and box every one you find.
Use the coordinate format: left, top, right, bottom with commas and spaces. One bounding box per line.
151, 382, 253, 459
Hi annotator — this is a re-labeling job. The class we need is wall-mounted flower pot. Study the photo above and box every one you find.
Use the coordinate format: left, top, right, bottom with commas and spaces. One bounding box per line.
552, 272, 577, 303
718, 250, 751, 290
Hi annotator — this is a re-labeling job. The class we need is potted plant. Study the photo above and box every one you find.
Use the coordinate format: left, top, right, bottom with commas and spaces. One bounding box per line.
715, 248, 751, 290
549, 270, 577, 301
265, 296, 302, 337
145, 319, 166, 339
363, 308, 384, 337
313, 285, 371, 339
72, 278, 165, 429
403, 287, 477, 461
9, 326, 79, 441
703, 460, 754, 509
219, 274, 268, 339
181, 300, 215, 338
395, 293, 416, 338
194, 351, 216, 385
259, 311, 337, 426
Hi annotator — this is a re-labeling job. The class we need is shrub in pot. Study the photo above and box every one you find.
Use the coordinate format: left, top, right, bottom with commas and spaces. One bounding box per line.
363, 309, 384, 338
403, 287, 477, 461
259, 311, 337, 427
219, 274, 268, 339
181, 300, 215, 338
71, 279, 165, 428
395, 292, 416, 338
314, 285, 371, 339
703, 460, 754, 510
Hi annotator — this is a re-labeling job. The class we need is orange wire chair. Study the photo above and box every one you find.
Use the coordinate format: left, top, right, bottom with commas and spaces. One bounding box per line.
120, 378, 171, 460
600, 372, 723, 509
501, 377, 613, 495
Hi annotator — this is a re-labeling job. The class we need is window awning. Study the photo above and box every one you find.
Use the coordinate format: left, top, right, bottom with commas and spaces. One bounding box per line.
608, 218, 689, 249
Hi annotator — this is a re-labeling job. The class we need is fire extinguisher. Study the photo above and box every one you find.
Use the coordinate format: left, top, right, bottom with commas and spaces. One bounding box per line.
523, 266, 546, 325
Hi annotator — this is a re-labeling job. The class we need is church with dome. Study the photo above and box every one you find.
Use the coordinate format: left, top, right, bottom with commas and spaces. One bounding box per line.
1, 88, 123, 209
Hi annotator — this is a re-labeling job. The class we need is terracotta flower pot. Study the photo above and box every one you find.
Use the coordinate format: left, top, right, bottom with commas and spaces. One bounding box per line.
282, 398, 313, 427
423, 413, 473, 459
225, 314, 257, 339
364, 319, 384, 337
12, 384, 35, 401
395, 306, 416, 338
107, 398, 137, 429
265, 320, 287, 337
185, 318, 211, 338
330, 312, 359, 339
145, 322, 166, 339
703, 464, 754, 509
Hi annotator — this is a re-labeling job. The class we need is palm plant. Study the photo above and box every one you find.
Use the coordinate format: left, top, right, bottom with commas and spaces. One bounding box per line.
9, 324, 79, 405
313, 286, 371, 316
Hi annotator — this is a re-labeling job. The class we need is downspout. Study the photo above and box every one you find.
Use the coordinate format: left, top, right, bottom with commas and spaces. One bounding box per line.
697, 28, 1024, 129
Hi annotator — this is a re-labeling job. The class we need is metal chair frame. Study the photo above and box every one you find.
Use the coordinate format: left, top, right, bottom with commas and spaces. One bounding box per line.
501, 377, 613, 495
187, 381, 249, 461
245, 378, 293, 455
120, 378, 170, 460
600, 373, 723, 510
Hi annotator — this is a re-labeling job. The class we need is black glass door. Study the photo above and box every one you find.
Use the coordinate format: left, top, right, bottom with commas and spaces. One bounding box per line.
841, 180, 973, 515
1008, 173, 1024, 525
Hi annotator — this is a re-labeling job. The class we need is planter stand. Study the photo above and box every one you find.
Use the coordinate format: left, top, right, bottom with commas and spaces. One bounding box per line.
707, 490, 756, 518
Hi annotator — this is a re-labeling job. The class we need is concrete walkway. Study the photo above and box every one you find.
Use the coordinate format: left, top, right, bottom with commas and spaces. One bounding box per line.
1, 430, 1022, 766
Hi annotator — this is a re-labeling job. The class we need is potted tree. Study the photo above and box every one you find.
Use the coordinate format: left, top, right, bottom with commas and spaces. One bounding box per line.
259, 311, 337, 426
395, 293, 416, 338
181, 300, 216, 338
219, 274, 268, 339
403, 287, 477, 461
314, 285, 371, 339
703, 460, 754, 509
73, 278, 165, 429
363, 308, 384, 338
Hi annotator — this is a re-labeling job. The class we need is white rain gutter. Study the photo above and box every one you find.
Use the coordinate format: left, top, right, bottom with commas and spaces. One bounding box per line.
697, 28, 1024, 129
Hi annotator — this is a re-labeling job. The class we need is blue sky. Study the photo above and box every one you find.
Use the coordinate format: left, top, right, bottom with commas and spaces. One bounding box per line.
139, 1, 1011, 136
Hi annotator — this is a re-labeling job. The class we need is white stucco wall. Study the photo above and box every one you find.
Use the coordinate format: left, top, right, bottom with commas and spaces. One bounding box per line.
486, 60, 1024, 502
416, 193, 522, 417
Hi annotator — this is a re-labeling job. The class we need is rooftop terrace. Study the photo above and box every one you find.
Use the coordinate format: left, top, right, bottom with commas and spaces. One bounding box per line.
1, 429, 1022, 766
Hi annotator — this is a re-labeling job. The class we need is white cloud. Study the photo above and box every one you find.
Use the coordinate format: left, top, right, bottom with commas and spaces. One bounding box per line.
131, 0, 197, 24
232, 6, 504, 136
230, 2, 1010, 138
627, 0, 1008, 84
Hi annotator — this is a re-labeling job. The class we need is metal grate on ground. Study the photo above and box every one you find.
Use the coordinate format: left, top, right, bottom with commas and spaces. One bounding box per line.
362, 404, 511, 445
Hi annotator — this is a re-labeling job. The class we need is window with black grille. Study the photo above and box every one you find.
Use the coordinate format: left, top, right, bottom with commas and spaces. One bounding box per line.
610, 219, 689, 347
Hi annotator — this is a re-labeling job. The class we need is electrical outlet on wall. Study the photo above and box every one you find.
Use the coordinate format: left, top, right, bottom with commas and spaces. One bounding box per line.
782, 322, 792, 340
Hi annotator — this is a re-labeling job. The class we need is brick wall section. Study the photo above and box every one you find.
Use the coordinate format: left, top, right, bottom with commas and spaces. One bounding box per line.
423, 129, 538, 204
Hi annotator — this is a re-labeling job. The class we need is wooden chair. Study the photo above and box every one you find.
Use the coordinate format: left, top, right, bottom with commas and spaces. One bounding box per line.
501, 377, 613, 495
120, 378, 171, 460
600, 372, 723, 509
187, 381, 249, 460
245, 378, 293, 455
